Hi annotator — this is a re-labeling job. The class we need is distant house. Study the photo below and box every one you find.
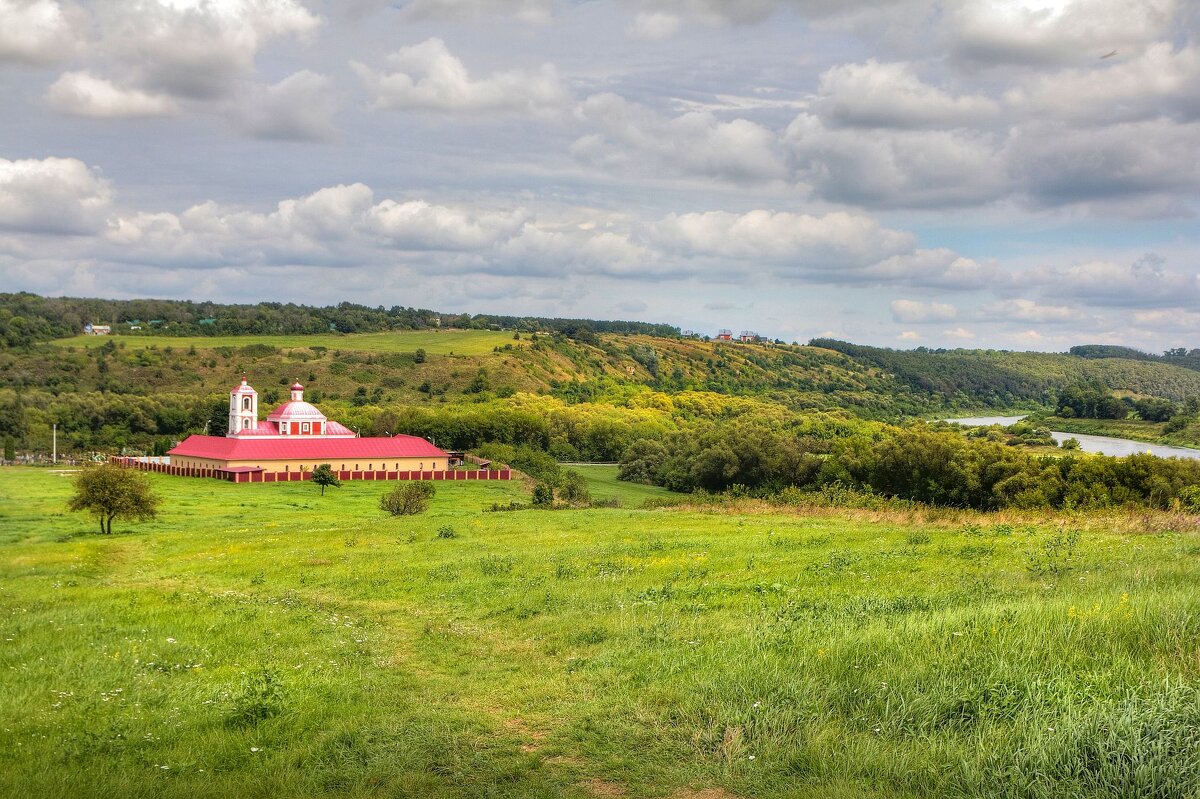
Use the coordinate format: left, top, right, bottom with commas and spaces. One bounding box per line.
739, 331, 759, 342
84, 324, 111, 335
716, 329, 733, 341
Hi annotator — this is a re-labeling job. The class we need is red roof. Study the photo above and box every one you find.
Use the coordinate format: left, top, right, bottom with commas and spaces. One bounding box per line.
169, 434, 448, 461
231, 421, 280, 436
266, 400, 325, 421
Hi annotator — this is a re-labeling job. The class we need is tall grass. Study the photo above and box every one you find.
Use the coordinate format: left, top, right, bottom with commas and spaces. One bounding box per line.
1, 466, 1198, 798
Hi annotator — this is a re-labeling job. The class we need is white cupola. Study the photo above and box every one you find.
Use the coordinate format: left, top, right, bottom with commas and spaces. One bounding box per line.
228, 375, 258, 437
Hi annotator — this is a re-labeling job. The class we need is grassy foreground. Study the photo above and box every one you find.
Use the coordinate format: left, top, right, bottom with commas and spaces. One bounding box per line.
1, 467, 1199, 798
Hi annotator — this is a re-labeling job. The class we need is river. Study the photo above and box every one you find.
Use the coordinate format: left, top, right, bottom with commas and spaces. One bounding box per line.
942, 415, 1200, 460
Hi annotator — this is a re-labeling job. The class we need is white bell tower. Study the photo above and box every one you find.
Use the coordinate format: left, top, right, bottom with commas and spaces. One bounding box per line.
228, 375, 258, 437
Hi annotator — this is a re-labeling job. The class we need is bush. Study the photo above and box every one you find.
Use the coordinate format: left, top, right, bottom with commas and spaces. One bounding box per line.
436, 525, 457, 539
558, 470, 591, 504
531, 483, 554, 506
381, 482, 436, 516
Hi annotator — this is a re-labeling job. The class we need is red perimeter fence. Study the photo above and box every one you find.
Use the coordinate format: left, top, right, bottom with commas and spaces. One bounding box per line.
110, 457, 511, 484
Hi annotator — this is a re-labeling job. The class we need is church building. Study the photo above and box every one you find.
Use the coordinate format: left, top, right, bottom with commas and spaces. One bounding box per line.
168, 376, 450, 478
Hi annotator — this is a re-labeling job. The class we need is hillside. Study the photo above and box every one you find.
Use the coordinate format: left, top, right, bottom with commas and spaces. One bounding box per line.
812, 339, 1200, 405
7, 321, 1200, 456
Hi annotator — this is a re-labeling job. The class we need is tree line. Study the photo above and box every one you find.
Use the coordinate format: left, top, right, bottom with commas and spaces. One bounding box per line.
0, 292, 678, 348
618, 419, 1200, 512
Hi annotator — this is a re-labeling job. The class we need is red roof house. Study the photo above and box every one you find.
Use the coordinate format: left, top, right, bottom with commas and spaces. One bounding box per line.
169, 375, 449, 475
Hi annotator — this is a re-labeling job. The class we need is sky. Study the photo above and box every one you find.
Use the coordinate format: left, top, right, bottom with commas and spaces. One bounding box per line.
0, 0, 1198, 351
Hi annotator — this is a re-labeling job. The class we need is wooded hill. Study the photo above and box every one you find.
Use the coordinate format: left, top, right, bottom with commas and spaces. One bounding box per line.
3, 293, 1200, 455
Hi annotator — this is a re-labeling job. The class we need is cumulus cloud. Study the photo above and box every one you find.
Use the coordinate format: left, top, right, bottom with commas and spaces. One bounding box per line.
1006, 118, 1200, 209
395, 0, 556, 23
0, 0, 81, 64
1004, 43, 1200, 125
94, 0, 322, 101
0, 157, 112, 234
866, 249, 999, 290
1031, 254, 1200, 308
784, 113, 1007, 207
946, 0, 1176, 67
353, 38, 569, 113
816, 60, 998, 128
573, 93, 786, 182
942, 326, 976, 339
978, 298, 1081, 323
625, 11, 681, 39
653, 209, 913, 268
365, 199, 527, 250
890, 299, 957, 322
45, 71, 176, 118
239, 70, 338, 141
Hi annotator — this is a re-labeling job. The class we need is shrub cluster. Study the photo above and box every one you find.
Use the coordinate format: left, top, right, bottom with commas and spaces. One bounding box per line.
380, 482, 436, 516
621, 422, 1200, 512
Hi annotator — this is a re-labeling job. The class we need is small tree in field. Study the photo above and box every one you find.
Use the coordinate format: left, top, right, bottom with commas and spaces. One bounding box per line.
381, 481, 435, 516
311, 463, 341, 495
68, 464, 160, 535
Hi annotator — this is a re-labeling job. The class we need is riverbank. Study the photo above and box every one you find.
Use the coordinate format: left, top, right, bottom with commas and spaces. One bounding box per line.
1035, 415, 1200, 450
944, 414, 1200, 460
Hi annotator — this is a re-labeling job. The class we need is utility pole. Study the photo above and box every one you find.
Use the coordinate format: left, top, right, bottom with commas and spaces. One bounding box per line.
52, 424, 57, 464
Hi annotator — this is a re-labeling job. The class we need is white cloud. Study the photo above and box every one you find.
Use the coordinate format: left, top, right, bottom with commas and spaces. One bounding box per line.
395, 0, 556, 23
890, 298, 957, 322
1006, 118, 1200, 210
816, 60, 998, 128
365, 198, 528, 249
784, 113, 1007, 207
946, 0, 1177, 67
96, 0, 322, 100
573, 93, 786, 182
1031, 254, 1200, 308
978, 298, 1081, 323
45, 71, 176, 118
0, 0, 80, 64
866, 249, 999, 290
0, 157, 112, 234
1004, 43, 1200, 125
625, 11, 681, 39
353, 38, 569, 114
239, 70, 338, 141
898, 330, 920, 340
942, 326, 976, 339
653, 209, 913, 267
1132, 309, 1200, 330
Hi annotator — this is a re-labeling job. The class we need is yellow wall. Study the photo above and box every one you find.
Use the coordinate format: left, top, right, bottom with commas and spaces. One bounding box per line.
171, 456, 442, 473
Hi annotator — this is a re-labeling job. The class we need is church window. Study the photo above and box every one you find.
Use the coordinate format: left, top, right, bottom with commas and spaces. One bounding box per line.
243, 396, 251, 410
243, 418, 250, 429
302, 422, 310, 433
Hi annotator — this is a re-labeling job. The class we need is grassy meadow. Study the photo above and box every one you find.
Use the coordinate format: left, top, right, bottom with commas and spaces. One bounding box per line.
2, 466, 1199, 798
53, 330, 516, 356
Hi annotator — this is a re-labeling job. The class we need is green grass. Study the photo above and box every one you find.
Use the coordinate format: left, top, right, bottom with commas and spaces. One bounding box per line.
2, 466, 1199, 798
568, 464, 677, 506
53, 330, 516, 356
